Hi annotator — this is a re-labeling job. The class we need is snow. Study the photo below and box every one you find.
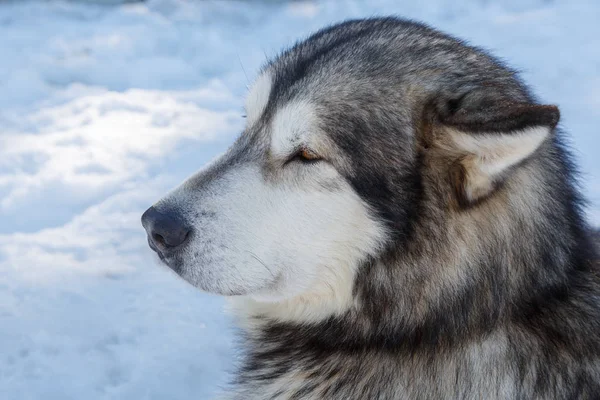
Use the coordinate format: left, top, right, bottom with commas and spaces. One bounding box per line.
0, 0, 598, 399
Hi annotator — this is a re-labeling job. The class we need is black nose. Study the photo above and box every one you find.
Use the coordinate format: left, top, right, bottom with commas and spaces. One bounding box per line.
141, 206, 191, 252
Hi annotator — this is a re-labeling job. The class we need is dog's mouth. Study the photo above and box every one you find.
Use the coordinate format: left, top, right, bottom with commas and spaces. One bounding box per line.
147, 236, 167, 260
146, 236, 185, 274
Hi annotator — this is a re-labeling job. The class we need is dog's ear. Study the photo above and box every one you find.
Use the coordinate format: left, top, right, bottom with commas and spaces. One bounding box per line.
430, 88, 559, 206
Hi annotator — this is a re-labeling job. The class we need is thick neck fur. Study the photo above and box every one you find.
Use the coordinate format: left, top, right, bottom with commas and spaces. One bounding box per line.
229, 134, 600, 399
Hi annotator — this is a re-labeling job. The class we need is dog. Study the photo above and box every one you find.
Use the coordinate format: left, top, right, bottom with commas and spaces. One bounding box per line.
141, 17, 600, 399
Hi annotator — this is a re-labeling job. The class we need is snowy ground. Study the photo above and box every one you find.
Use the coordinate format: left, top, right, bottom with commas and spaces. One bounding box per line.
0, 0, 598, 399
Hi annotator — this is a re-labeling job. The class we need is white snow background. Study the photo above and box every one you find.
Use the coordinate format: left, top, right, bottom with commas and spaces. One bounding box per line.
0, 0, 598, 399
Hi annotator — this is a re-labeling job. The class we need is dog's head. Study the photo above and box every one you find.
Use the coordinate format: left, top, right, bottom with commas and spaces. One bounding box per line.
142, 18, 559, 318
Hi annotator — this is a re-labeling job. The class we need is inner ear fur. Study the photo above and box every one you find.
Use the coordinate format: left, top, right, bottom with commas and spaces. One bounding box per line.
424, 89, 560, 206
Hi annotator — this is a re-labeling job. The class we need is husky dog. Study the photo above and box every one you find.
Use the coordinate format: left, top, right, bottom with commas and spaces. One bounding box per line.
142, 18, 600, 399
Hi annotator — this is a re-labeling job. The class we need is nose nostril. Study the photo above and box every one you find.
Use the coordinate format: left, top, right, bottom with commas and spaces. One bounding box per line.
152, 232, 166, 248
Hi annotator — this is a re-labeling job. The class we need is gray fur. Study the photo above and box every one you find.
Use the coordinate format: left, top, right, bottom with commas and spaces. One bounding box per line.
143, 18, 600, 399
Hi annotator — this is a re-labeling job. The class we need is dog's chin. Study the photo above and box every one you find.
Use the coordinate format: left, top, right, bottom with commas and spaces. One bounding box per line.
150, 248, 280, 297
178, 262, 274, 297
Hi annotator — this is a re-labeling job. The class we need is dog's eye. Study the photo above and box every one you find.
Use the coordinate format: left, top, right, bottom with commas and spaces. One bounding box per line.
292, 148, 322, 163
